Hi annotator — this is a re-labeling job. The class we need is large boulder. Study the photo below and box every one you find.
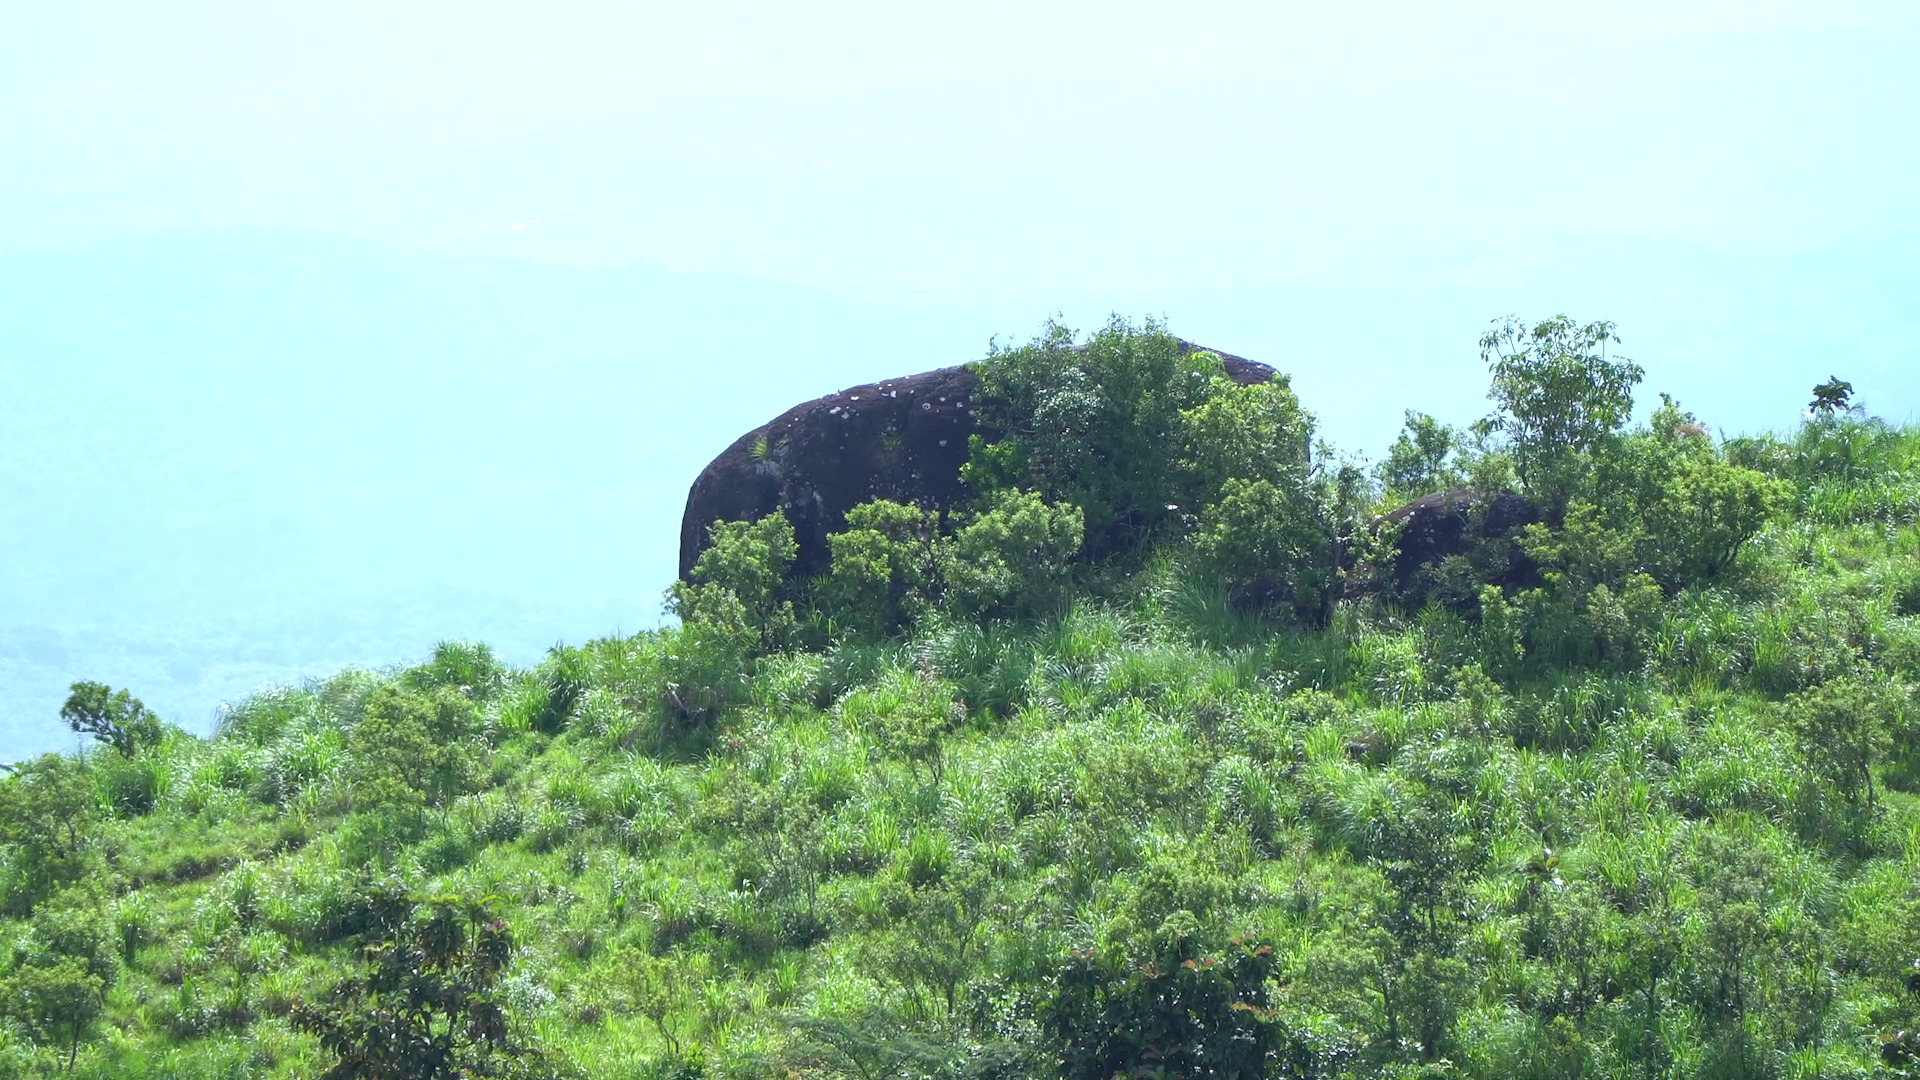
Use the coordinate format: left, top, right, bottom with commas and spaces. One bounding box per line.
679, 344, 1277, 580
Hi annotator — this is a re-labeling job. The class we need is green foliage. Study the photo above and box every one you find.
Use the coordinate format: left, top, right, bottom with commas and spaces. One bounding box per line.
59, 681, 163, 759
941, 489, 1085, 620
958, 316, 1331, 620
1177, 371, 1315, 499
1044, 930, 1307, 1080
1376, 411, 1463, 502
1634, 449, 1783, 586
967, 316, 1242, 558
1809, 376, 1853, 417
0, 890, 119, 1074
0, 757, 102, 915
1787, 674, 1908, 813
1510, 509, 1667, 671
292, 885, 567, 1080
1180, 371, 1334, 619
1479, 314, 1643, 509
669, 512, 798, 651
1583, 395, 1786, 590
345, 684, 479, 818
821, 499, 946, 637
0, 955, 103, 1073
1191, 477, 1334, 622
814, 490, 1086, 636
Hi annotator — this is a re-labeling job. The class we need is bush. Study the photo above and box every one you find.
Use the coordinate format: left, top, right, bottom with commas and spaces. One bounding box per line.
1191, 477, 1335, 623
1043, 927, 1296, 1080
669, 512, 799, 651
1478, 314, 1643, 511
819, 499, 945, 637
942, 489, 1084, 620
0, 756, 102, 915
344, 684, 481, 815
292, 885, 571, 1080
1583, 396, 1786, 590
965, 316, 1224, 558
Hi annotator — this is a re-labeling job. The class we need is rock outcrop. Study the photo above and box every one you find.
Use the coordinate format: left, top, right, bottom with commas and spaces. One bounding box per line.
679, 345, 1276, 580
1371, 487, 1543, 604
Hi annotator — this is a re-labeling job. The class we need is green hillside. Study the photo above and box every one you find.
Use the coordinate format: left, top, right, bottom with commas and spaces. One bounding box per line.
4, 317, 1919, 1079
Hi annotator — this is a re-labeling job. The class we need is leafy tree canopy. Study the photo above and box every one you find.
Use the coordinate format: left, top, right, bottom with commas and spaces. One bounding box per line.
59, 682, 163, 759
1478, 314, 1644, 510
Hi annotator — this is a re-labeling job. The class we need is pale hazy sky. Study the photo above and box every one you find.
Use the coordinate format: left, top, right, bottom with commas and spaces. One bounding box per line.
6, 3, 1915, 408
1, 1, 1915, 751
3, 4, 1911, 285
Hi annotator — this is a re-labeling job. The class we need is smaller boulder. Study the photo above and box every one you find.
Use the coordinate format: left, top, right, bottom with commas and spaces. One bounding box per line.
1371, 487, 1542, 607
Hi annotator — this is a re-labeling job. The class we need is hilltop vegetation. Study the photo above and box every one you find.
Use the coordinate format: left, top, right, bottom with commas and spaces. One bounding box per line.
3, 317, 1920, 1079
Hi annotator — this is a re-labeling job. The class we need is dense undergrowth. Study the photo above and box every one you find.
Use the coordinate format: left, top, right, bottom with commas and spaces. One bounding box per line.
5, 320, 1920, 1078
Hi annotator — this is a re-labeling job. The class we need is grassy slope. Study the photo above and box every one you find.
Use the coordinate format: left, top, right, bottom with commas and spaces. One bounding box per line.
5, 421, 1920, 1079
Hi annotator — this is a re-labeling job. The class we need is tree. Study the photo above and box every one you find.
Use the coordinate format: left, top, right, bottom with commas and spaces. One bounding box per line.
1808, 376, 1853, 417
1479, 314, 1644, 510
0, 956, 103, 1074
0, 756, 102, 915
1375, 410, 1462, 500
58, 681, 162, 758
292, 885, 566, 1080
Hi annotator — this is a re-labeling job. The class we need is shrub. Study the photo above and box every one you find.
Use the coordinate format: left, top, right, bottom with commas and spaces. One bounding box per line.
819, 498, 946, 637
1191, 477, 1335, 623
1787, 674, 1908, 812
669, 512, 798, 652
344, 684, 480, 815
1043, 928, 1292, 1080
0, 756, 101, 915
660, 621, 753, 727
965, 316, 1224, 558
942, 489, 1084, 619
0, 955, 104, 1073
292, 885, 571, 1080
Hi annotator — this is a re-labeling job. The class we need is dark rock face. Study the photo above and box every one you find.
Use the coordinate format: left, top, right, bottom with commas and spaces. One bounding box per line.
679, 345, 1276, 580
1372, 487, 1543, 604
